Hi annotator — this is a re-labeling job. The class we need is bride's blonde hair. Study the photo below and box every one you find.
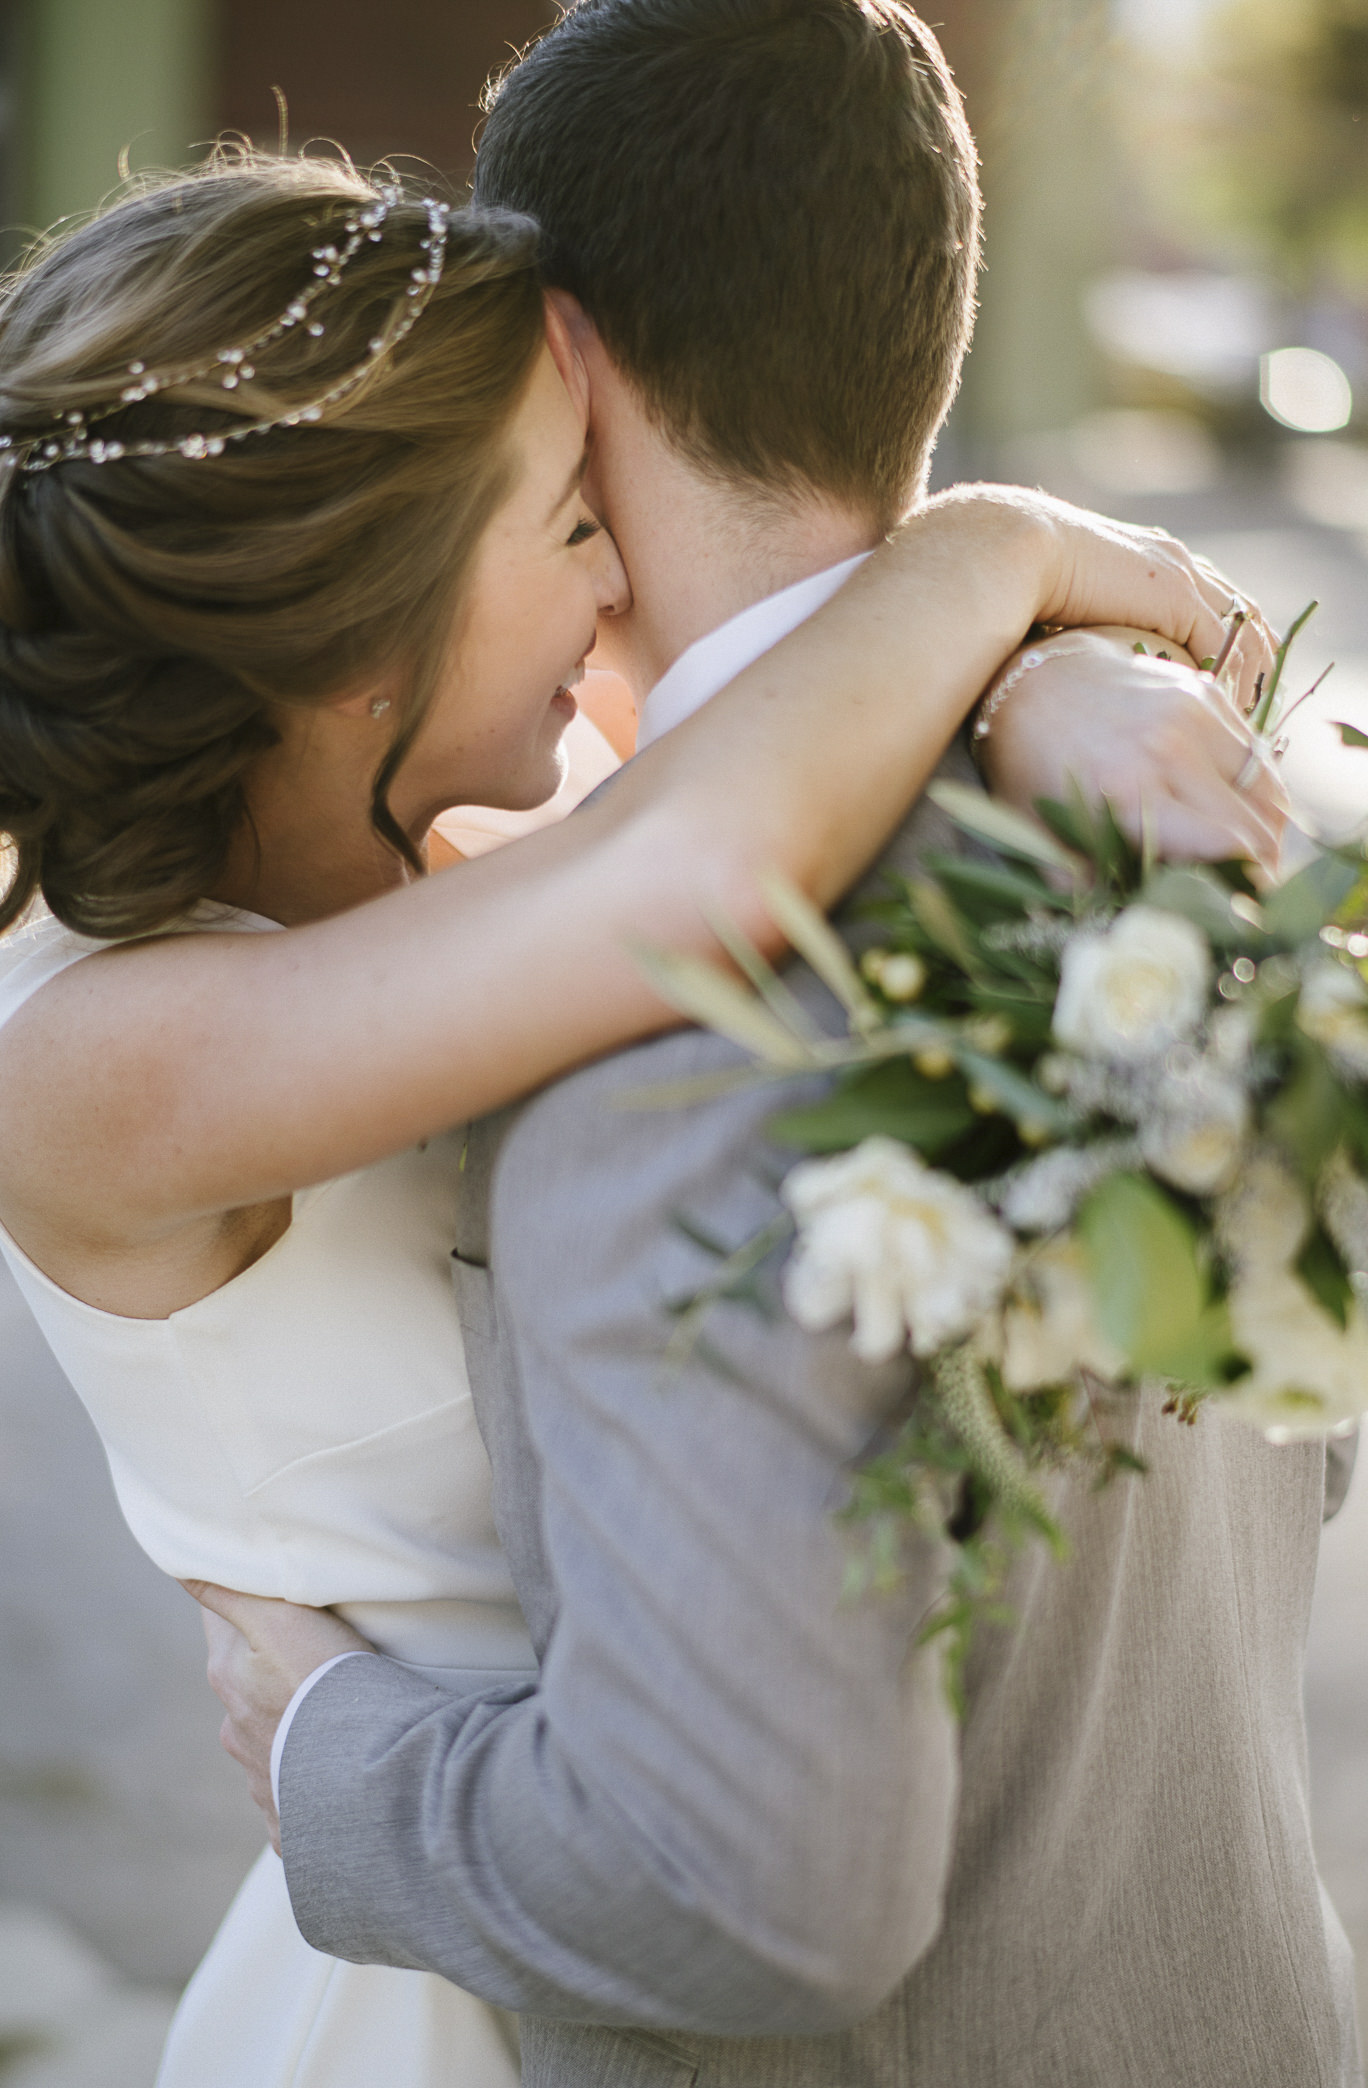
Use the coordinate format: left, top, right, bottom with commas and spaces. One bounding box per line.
0, 150, 546, 937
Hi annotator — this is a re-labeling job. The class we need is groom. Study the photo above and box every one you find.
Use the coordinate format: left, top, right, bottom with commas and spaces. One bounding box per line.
198, 4, 1358, 2082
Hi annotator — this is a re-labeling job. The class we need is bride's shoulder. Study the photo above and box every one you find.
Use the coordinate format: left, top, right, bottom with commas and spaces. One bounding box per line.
0, 898, 270, 1029
0, 905, 110, 1030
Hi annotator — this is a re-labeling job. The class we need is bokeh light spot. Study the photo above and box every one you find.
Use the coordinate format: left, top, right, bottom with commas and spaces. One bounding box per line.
1260, 348, 1353, 434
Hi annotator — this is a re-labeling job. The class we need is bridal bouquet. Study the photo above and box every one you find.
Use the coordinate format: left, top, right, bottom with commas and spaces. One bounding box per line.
640, 664, 1368, 1689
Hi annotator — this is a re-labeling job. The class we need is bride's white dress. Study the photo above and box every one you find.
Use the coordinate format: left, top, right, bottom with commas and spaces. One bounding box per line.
0, 903, 529, 2088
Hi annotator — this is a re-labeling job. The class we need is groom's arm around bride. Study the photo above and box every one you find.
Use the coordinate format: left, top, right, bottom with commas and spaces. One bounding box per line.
284, 994, 963, 2038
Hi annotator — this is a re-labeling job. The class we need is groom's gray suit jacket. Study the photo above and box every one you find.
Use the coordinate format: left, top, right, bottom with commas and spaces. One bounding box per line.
281, 770, 1361, 2087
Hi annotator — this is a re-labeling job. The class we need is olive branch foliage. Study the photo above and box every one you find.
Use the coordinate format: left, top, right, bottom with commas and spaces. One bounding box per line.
636, 614, 1368, 1708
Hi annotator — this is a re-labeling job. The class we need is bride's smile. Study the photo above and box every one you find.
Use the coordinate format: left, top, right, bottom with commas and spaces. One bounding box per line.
382, 345, 630, 830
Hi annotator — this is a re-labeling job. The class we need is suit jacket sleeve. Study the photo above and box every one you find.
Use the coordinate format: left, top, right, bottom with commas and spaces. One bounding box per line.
279, 989, 960, 2034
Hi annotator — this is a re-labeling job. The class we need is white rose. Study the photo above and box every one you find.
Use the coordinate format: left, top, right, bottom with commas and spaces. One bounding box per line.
1139, 1066, 1250, 1196
1224, 1269, 1368, 1440
1215, 1151, 1309, 1277
781, 1136, 1014, 1364
1053, 906, 1211, 1064
1297, 960, 1368, 1079
998, 1235, 1125, 1393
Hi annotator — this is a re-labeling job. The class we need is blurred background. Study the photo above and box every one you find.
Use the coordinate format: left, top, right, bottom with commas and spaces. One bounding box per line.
2, 1, 1368, 2081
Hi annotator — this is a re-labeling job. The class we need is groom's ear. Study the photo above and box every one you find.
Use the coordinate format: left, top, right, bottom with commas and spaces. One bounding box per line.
543, 291, 594, 424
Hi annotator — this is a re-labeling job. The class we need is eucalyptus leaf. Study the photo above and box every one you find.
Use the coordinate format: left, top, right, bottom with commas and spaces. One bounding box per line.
1034, 794, 1093, 857
758, 869, 879, 1028
1140, 866, 1258, 951
1295, 1223, 1353, 1330
928, 781, 1080, 875
1334, 721, 1368, 751
1267, 1046, 1346, 1177
769, 1060, 975, 1154
630, 944, 817, 1067
922, 852, 1067, 917
958, 1049, 1071, 1132
1078, 1173, 1233, 1386
702, 907, 822, 1041
1262, 853, 1359, 944
908, 879, 983, 976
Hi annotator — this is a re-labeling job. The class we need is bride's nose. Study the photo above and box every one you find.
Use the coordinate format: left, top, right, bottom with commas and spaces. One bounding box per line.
592, 530, 632, 620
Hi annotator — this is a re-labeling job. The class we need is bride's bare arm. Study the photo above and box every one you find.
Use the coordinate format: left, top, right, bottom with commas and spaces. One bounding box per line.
0, 485, 1275, 1264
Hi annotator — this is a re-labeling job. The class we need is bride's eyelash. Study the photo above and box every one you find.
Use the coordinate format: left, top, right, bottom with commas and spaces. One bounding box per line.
567, 518, 601, 547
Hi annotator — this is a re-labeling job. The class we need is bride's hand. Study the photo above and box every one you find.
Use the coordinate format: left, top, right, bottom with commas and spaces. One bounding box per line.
977, 628, 1291, 876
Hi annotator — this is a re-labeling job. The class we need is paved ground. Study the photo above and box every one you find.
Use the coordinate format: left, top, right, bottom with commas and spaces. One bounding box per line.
2, 444, 1368, 2081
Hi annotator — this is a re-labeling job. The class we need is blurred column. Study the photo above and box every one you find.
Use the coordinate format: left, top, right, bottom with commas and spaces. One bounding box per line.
935, 0, 1114, 464
18, 0, 212, 229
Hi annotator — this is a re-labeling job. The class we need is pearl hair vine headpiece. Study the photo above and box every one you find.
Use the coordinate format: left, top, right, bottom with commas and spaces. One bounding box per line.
2, 188, 451, 475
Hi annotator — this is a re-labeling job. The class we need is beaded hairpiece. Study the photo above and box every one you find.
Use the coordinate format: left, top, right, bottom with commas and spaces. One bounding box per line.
2, 188, 452, 474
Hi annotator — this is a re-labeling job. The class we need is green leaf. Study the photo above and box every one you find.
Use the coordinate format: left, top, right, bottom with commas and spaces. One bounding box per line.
969, 989, 1056, 1044
908, 879, 984, 977
630, 945, 817, 1067
1333, 720, 1368, 750
1262, 852, 1359, 945
757, 869, 879, 1030
768, 1059, 975, 1155
1077, 1173, 1233, 1386
927, 781, 1081, 876
922, 852, 1066, 918
1295, 1223, 1353, 1330
701, 908, 823, 1042
1031, 785, 1139, 897
957, 1049, 1072, 1133
1034, 794, 1094, 857
1267, 1045, 1348, 1178
1252, 599, 1319, 734
1140, 866, 1260, 951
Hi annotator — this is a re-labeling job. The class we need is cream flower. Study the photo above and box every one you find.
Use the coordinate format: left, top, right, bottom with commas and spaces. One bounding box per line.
1052, 906, 1211, 1064
781, 1136, 1014, 1364
1224, 1270, 1368, 1440
1297, 960, 1368, 1079
1215, 1150, 1309, 1277
998, 1236, 1125, 1393
1139, 1066, 1250, 1196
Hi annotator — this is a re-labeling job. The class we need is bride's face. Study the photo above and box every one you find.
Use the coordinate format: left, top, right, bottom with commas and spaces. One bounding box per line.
399, 344, 630, 820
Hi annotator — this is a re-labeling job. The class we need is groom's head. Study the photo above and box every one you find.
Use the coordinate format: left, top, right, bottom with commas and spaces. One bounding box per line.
474, 0, 979, 533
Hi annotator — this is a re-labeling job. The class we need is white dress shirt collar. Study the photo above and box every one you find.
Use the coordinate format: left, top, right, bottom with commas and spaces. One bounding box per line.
635, 552, 871, 750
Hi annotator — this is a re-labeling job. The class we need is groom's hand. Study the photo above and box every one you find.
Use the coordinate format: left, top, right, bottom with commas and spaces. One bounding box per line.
183, 1580, 371, 1851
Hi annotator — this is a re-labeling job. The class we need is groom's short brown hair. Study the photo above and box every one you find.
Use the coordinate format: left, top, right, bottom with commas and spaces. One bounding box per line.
474, 0, 980, 527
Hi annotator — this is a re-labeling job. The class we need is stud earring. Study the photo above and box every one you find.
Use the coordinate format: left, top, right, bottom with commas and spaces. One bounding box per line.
369, 696, 392, 718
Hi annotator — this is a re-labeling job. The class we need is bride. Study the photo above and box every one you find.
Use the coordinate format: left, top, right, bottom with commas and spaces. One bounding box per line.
0, 154, 1279, 2087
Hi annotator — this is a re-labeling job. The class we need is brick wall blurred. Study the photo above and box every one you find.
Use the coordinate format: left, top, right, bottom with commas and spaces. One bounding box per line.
217, 0, 559, 185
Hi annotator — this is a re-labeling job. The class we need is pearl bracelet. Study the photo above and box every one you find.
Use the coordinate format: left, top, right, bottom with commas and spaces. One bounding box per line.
971, 637, 1102, 746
